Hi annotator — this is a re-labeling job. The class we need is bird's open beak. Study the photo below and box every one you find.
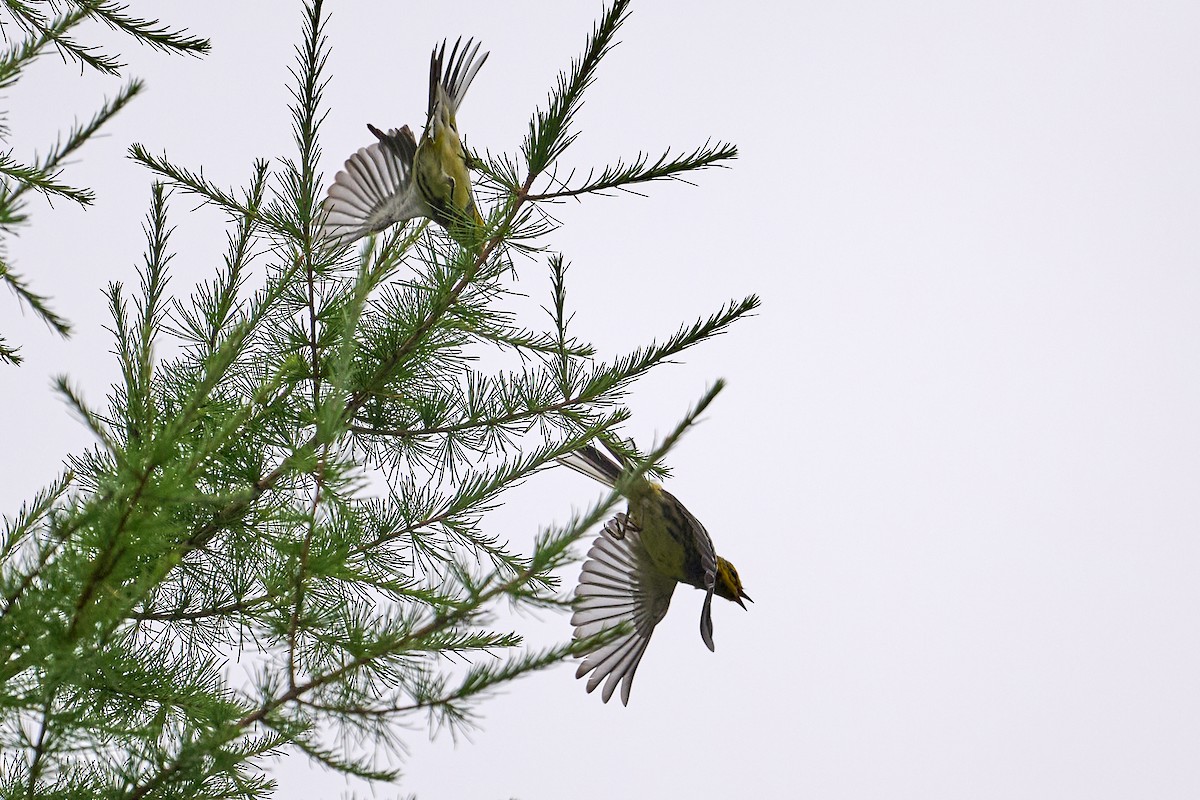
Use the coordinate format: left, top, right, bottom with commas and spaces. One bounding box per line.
736, 592, 753, 609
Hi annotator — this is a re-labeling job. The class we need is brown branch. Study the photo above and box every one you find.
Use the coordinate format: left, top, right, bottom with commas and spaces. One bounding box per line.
128, 593, 273, 622
67, 459, 157, 637
287, 455, 325, 690
346, 393, 586, 440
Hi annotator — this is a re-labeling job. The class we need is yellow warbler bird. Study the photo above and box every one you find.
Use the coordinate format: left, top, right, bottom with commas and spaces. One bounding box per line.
560, 442, 751, 705
321, 37, 487, 244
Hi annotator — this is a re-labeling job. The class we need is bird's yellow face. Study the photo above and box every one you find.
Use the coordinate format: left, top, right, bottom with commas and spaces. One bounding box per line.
714, 557, 752, 608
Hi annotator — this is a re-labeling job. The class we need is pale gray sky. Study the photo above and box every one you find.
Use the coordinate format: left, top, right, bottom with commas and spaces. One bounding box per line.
5, 2, 1200, 798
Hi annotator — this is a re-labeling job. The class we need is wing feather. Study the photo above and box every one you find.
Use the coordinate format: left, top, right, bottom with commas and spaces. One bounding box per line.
573, 517, 676, 706
320, 125, 426, 245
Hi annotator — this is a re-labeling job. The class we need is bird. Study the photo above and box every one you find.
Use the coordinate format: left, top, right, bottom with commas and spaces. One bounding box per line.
560, 441, 751, 705
320, 37, 488, 245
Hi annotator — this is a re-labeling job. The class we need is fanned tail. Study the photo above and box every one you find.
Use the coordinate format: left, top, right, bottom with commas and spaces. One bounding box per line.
428, 37, 489, 124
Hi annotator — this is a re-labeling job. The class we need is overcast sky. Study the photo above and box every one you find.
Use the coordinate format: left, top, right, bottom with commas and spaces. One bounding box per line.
5, 2, 1200, 798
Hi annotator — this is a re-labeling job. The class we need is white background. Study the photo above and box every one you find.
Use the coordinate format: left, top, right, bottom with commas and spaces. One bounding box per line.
4, 1, 1200, 798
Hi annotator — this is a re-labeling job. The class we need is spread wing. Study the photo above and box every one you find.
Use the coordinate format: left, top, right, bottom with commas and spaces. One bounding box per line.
573, 516, 677, 705
320, 125, 426, 245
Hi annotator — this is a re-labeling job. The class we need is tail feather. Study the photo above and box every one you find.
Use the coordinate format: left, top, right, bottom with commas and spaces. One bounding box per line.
428, 37, 488, 123
557, 443, 624, 488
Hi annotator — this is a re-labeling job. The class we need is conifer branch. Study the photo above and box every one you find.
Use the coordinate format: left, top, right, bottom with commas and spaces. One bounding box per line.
9, 79, 145, 209
525, 140, 738, 201
127, 144, 260, 223
64, 0, 211, 58
0, 2, 753, 793
0, 3, 209, 361
0, 260, 71, 340
523, 0, 633, 172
